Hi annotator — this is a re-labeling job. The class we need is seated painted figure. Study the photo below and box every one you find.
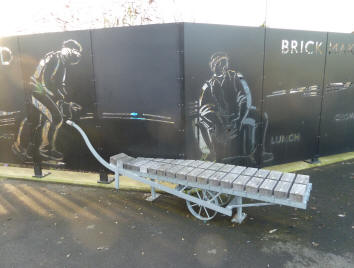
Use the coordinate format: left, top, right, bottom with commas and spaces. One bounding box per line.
196, 52, 273, 165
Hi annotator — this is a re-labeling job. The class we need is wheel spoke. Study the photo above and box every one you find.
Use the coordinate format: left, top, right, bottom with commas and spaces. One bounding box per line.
196, 190, 202, 200
198, 205, 202, 215
191, 203, 199, 207
204, 207, 210, 218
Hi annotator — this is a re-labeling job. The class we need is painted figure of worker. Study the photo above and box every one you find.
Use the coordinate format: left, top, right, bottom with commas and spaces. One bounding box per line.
12, 40, 83, 162
197, 52, 273, 164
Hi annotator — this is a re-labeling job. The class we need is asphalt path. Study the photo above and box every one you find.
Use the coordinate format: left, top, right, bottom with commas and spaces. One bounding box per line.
0, 160, 353, 268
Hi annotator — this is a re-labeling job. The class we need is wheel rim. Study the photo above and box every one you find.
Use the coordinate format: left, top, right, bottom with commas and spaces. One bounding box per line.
217, 194, 232, 207
186, 188, 219, 221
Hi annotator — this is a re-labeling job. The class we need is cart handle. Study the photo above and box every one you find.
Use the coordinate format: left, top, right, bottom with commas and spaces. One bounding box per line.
66, 120, 115, 172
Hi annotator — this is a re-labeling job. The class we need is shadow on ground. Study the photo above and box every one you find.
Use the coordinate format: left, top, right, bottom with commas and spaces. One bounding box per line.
0, 160, 353, 268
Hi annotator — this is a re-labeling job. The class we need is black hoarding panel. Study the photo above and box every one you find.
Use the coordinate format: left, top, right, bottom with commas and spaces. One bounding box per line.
319, 33, 354, 155
0, 37, 26, 164
262, 28, 326, 166
184, 23, 266, 167
17, 30, 99, 171
92, 24, 184, 159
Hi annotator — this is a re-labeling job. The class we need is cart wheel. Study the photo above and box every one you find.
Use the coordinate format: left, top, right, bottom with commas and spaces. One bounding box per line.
218, 194, 232, 207
186, 188, 219, 221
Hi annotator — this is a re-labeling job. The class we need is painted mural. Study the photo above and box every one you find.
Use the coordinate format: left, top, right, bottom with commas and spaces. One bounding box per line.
0, 24, 353, 172
193, 52, 273, 165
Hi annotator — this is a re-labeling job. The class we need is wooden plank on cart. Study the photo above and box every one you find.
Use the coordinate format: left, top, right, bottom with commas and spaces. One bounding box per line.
274, 181, 292, 199
208, 172, 227, 186
245, 177, 265, 194
289, 183, 307, 202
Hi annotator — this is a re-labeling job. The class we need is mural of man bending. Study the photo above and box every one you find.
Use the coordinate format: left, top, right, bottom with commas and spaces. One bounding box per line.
12, 39, 83, 162
197, 52, 273, 164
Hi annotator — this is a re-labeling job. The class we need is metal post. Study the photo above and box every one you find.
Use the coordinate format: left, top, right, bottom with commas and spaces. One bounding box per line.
146, 178, 160, 202
114, 164, 120, 190
231, 196, 247, 224
151, 179, 156, 199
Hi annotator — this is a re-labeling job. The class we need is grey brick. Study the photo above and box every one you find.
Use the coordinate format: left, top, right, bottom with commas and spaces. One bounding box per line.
147, 162, 165, 174
245, 177, 265, 194
160, 159, 175, 164
220, 173, 239, 188
198, 161, 214, 169
170, 159, 185, 165
139, 161, 159, 173
255, 169, 270, 178
109, 153, 129, 165
289, 183, 307, 203
280, 173, 296, 183
208, 163, 225, 171
268, 170, 283, 180
187, 168, 204, 182
295, 174, 310, 184
208, 172, 227, 186
197, 169, 215, 184
274, 181, 292, 199
176, 166, 195, 180
123, 158, 149, 171
259, 179, 278, 197
156, 164, 174, 176
189, 160, 205, 168
242, 167, 258, 176
180, 160, 196, 166
230, 166, 246, 174
232, 175, 252, 191
219, 164, 235, 173
165, 165, 184, 177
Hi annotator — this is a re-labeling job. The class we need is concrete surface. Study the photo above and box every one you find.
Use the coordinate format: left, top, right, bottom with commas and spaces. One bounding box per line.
0, 160, 353, 268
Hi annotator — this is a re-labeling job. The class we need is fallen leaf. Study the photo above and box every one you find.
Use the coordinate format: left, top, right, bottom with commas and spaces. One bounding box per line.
86, 224, 95, 230
66, 253, 71, 258
338, 214, 346, 218
312, 242, 319, 247
207, 249, 217, 254
269, 229, 278, 234
97, 246, 109, 251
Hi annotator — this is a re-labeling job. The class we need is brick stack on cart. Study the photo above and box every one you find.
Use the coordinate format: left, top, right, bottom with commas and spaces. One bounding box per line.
68, 120, 312, 224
